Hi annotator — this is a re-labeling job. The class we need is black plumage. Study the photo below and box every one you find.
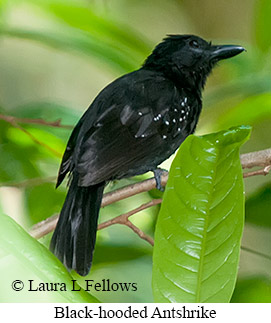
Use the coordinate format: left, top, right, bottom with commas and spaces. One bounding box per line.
50, 34, 244, 276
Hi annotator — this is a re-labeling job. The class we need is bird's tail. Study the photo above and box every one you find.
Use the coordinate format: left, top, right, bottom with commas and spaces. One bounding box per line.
50, 174, 105, 276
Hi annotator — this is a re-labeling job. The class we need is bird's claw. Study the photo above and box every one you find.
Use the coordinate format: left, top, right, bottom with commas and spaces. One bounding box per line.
153, 168, 167, 191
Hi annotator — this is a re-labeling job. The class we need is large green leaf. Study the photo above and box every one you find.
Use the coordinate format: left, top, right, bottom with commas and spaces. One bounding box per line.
0, 213, 99, 302
152, 125, 251, 303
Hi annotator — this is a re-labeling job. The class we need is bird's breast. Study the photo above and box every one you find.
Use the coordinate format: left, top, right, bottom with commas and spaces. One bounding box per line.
155, 94, 201, 144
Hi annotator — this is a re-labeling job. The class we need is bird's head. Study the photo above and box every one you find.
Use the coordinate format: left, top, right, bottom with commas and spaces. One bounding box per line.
143, 34, 245, 93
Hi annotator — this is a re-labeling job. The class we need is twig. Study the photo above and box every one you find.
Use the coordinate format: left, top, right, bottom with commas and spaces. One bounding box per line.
29, 147, 271, 241
243, 165, 271, 178
241, 148, 271, 168
30, 199, 162, 242
98, 199, 162, 245
30, 214, 59, 239
29, 176, 165, 239
101, 173, 168, 207
0, 114, 73, 129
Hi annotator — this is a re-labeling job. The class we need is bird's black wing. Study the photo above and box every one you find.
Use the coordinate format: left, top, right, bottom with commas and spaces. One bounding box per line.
58, 69, 196, 187
56, 116, 86, 188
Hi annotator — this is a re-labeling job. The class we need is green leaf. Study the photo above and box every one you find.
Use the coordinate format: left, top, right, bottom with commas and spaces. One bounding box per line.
217, 93, 271, 129
152, 125, 251, 303
0, 213, 99, 302
245, 185, 271, 227
255, 0, 271, 52
231, 276, 271, 302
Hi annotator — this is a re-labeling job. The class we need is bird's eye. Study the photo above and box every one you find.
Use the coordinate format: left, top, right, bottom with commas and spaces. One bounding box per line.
189, 40, 199, 48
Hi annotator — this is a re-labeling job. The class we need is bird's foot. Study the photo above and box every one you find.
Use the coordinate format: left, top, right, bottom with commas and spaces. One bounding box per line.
153, 168, 168, 192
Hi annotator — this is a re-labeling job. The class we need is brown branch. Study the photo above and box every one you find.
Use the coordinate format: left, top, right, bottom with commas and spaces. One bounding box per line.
30, 214, 59, 239
0, 114, 73, 129
101, 173, 168, 207
29, 147, 271, 241
243, 165, 271, 178
30, 199, 161, 243
241, 148, 271, 168
98, 199, 162, 246
29, 175, 165, 239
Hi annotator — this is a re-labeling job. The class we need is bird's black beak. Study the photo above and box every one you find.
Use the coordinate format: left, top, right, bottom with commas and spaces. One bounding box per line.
210, 45, 245, 61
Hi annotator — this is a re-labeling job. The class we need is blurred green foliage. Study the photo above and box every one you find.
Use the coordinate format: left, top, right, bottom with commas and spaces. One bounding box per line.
245, 185, 271, 227
0, 0, 270, 302
231, 277, 271, 303
255, 0, 271, 52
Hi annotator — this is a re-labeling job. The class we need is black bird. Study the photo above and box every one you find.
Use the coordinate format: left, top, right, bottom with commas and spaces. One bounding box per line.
50, 34, 244, 276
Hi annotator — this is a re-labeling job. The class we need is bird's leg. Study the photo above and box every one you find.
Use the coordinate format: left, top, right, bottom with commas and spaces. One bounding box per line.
153, 168, 167, 191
